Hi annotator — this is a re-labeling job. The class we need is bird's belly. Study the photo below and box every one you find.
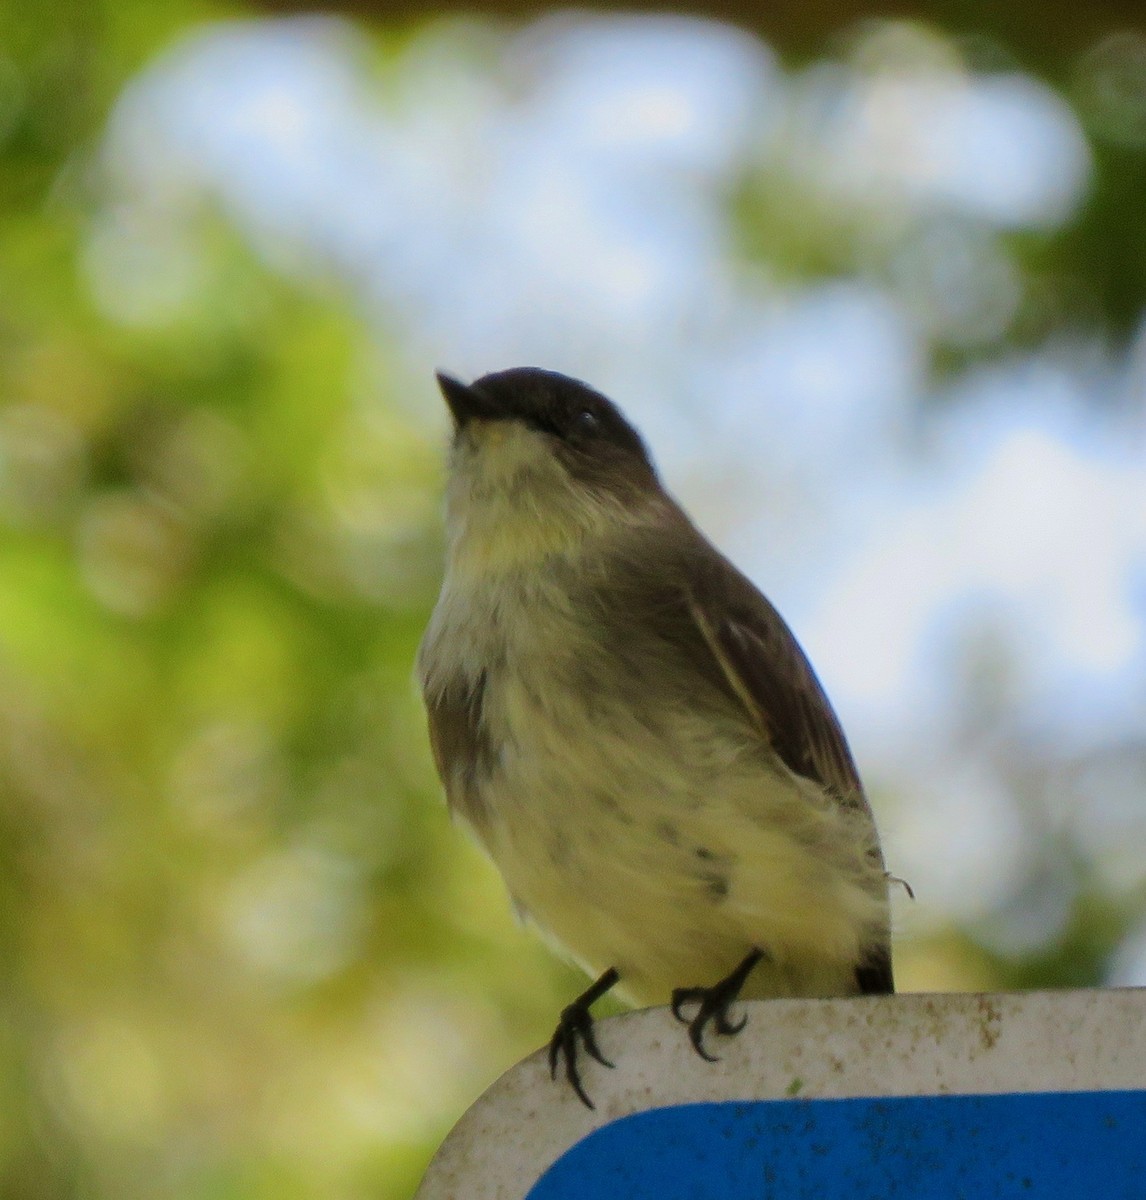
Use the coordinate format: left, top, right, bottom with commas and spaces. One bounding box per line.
469, 673, 886, 1006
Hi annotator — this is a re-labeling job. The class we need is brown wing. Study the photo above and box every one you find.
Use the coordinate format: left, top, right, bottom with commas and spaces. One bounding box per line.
679, 539, 893, 994
425, 669, 495, 829
685, 555, 863, 805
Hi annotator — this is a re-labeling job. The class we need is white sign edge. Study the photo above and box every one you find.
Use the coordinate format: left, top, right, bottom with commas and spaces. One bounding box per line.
415, 987, 1146, 1200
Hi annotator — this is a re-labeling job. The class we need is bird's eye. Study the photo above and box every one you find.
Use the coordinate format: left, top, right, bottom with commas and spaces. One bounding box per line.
574, 409, 599, 435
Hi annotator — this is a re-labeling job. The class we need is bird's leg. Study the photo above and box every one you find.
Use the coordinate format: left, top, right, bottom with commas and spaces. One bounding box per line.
547, 967, 619, 1109
671, 948, 766, 1062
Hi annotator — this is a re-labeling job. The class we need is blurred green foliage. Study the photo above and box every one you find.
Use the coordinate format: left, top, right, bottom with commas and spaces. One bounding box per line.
0, 2, 1144, 1199
0, 6, 588, 1198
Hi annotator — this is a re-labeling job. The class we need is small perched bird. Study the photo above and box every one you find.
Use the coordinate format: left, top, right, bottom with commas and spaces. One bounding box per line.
418, 367, 894, 1107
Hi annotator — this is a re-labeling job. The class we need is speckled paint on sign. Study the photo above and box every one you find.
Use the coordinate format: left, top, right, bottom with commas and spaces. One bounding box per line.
414, 990, 1146, 1200
526, 1091, 1146, 1199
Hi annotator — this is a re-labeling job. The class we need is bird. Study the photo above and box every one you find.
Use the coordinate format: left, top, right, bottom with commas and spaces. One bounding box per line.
417, 366, 894, 1108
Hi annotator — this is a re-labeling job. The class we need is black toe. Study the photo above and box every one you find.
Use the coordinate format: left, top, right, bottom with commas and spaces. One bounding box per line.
548, 967, 619, 1109
671, 948, 766, 1061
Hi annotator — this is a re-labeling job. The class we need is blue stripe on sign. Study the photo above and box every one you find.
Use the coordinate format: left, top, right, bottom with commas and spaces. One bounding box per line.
527, 1091, 1146, 1199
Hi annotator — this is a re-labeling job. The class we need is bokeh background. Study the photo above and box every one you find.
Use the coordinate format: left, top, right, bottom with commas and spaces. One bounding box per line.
3, 0, 1146, 1195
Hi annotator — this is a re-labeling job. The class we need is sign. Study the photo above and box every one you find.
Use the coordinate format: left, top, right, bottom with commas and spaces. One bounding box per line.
415, 989, 1146, 1199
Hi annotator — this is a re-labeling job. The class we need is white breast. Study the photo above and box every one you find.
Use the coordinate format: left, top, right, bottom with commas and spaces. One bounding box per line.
420, 562, 889, 1007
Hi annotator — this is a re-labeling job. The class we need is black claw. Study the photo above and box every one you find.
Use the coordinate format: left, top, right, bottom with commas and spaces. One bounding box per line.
689, 1017, 720, 1063
547, 1027, 562, 1080
715, 1010, 747, 1037
670, 987, 700, 1025
579, 1017, 613, 1071
671, 948, 766, 1061
547, 967, 619, 1109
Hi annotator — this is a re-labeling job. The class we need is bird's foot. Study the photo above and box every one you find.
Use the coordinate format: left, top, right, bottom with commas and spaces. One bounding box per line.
547, 967, 619, 1109
671, 948, 766, 1062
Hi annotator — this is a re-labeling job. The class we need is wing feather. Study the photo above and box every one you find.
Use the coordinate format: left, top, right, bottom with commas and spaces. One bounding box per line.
686, 557, 863, 805
425, 669, 493, 828
680, 544, 894, 994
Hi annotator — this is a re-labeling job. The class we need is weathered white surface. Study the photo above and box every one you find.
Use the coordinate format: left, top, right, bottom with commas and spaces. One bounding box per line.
414, 989, 1146, 1200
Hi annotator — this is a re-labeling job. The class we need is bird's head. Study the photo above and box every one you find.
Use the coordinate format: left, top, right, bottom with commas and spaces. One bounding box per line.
434, 367, 664, 575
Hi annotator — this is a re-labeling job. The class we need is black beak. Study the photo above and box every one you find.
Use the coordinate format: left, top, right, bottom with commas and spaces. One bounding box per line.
435, 372, 499, 427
